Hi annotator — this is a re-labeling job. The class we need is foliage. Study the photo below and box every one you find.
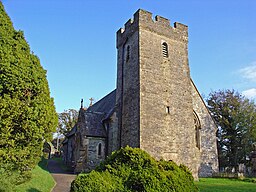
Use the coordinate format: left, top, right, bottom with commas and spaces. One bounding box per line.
207, 89, 256, 170
71, 146, 198, 192
196, 178, 256, 192
0, 2, 58, 185
0, 169, 19, 192
242, 177, 256, 183
72, 170, 124, 192
57, 109, 78, 136
51, 136, 65, 152
15, 157, 55, 192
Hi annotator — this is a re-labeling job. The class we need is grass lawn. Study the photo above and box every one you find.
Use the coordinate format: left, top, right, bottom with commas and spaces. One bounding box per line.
15, 158, 55, 192
196, 178, 256, 192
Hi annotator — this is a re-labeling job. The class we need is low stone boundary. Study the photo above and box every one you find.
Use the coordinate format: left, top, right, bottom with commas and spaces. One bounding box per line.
212, 172, 244, 178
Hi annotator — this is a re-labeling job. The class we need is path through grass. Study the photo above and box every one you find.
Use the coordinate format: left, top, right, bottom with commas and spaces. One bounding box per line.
197, 178, 256, 192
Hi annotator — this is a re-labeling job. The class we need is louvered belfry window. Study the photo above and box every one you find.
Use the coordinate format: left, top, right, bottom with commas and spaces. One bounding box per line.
162, 42, 168, 58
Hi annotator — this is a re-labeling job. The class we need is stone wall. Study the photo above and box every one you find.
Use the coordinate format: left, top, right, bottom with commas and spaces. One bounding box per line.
138, 9, 199, 179
191, 81, 219, 177
116, 9, 200, 179
84, 137, 106, 171
73, 132, 87, 173
116, 14, 140, 148
106, 112, 119, 156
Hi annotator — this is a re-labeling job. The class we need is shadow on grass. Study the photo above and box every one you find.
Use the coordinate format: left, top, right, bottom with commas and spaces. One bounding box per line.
27, 188, 41, 192
37, 157, 49, 172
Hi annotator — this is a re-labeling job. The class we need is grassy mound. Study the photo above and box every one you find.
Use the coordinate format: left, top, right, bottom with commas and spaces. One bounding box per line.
71, 146, 198, 192
15, 158, 55, 192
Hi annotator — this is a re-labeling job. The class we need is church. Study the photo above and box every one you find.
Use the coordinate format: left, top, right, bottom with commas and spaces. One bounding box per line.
62, 9, 219, 179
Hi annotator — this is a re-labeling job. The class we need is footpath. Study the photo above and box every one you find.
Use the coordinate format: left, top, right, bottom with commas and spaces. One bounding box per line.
47, 159, 77, 192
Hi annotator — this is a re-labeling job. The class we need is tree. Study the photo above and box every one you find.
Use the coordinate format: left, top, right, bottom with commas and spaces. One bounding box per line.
207, 89, 256, 170
0, 2, 58, 184
57, 109, 78, 136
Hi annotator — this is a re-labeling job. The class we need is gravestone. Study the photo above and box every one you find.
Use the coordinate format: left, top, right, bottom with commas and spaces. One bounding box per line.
251, 143, 256, 176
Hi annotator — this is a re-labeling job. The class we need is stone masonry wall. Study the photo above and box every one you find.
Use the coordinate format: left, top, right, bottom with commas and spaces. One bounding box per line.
116, 9, 200, 179
85, 137, 106, 172
116, 16, 140, 148
191, 81, 219, 177
106, 112, 119, 156
137, 9, 199, 178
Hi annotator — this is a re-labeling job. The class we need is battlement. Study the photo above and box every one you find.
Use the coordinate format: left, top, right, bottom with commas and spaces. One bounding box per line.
117, 9, 188, 47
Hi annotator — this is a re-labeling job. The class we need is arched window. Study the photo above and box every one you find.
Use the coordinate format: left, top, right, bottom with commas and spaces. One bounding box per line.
193, 111, 201, 150
126, 45, 130, 62
98, 143, 102, 156
162, 42, 168, 58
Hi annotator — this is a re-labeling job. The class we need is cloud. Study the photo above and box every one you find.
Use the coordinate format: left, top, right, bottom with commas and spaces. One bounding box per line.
242, 88, 256, 99
239, 62, 256, 82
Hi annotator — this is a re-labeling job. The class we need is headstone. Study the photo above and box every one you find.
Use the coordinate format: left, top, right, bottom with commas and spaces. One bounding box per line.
238, 163, 245, 173
251, 143, 256, 176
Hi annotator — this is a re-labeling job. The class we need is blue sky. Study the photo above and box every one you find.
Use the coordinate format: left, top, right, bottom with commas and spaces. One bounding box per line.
2, 0, 256, 112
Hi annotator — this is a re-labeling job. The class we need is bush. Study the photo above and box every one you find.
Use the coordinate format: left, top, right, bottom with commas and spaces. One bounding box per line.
71, 170, 124, 192
0, 171, 17, 192
71, 147, 198, 192
0, 161, 33, 191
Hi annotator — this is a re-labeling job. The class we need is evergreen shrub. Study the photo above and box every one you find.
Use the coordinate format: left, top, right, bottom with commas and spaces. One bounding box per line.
0, 2, 58, 185
71, 146, 198, 192
0, 170, 17, 192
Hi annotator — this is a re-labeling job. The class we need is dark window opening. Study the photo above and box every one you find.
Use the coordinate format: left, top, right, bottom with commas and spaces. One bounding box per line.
194, 112, 201, 150
126, 45, 130, 62
162, 42, 168, 58
166, 106, 170, 114
98, 143, 102, 156
196, 128, 200, 149
105, 122, 110, 130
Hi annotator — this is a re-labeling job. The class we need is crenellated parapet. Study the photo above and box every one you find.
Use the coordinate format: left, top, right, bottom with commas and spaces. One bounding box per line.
117, 9, 188, 48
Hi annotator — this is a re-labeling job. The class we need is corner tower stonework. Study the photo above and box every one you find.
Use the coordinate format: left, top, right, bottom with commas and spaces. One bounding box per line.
116, 9, 200, 178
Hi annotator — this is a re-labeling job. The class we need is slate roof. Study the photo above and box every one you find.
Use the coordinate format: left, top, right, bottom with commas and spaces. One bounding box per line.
87, 90, 116, 114
83, 112, 106, 137
83, 89, 116, 138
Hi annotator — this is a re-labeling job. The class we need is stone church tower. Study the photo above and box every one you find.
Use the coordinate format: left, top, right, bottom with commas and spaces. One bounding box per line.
63, 9, 218, 179
116, 9, 200, 178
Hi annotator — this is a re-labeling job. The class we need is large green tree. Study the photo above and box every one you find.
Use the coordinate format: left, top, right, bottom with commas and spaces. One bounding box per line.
0, 2, 58, 182
207, 89, 256, 170
57, 109, 78, 136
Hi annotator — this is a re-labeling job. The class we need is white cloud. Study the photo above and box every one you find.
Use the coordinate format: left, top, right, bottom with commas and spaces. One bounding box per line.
239, 62, 256, 82
242, 88, 256, 99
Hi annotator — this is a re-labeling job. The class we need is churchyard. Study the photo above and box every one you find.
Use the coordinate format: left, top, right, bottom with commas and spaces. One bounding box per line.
1, 1, 256, 191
